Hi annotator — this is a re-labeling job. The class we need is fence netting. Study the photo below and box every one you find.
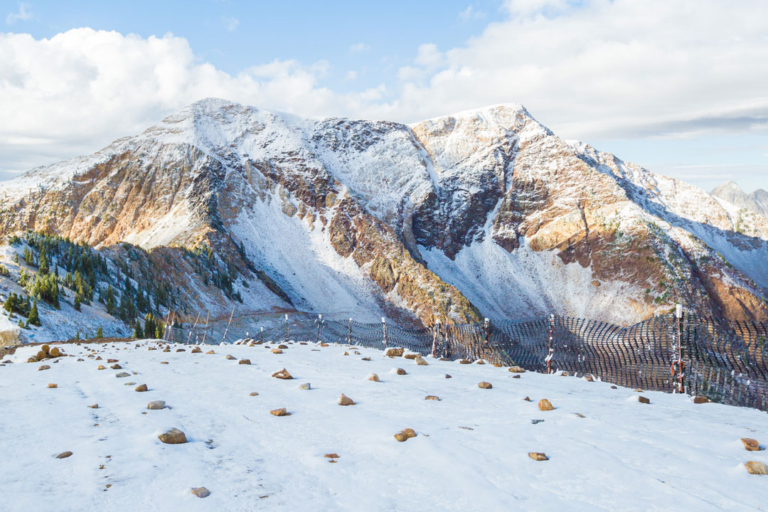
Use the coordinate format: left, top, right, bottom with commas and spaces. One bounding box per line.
165, 313, 768, 411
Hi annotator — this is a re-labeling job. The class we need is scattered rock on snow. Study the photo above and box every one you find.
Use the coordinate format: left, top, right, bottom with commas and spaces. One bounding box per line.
445, 374, 452, 379
367, 373, 380, 382
385, 347, 404, 357
324, 453, 339, 459
478, 382, 492, 389
48, 383, 58, 388
135, 384, 149, 392
271, 369, 293, 380
271, 349, 283, 354
745, 461, 768, 475
425, 395, 440, 401
403, 353, 418, 360
239, 359, 251, 365
226, 355, 236, 360
147, 401, 166, 410
394, 429, 417, 442
110, 364, 122, 370
298, 383, 311, 390
529, 452, 549, 461
338, 393, 356, 406
638, 396, 651, 404
741, 438, 762, 451
191, 487, 210, 498
206, 350, 215, 355
38, 365, 50, 371
270, 408, 290, 417
249, 392, 259, 397
55, 451, 73, 459
395, 368, 407, 375
158, 428, 187, 444
693, 396, 709, 404
414, 356, 429, 366
508, 366, 526, 373
116, 372, 130, 378
88, 404, 98, 409
538, 399, 554, 411
191, 347, 202, 354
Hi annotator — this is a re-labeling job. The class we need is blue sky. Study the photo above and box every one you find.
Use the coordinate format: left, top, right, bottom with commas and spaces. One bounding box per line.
2, 0, 767, 193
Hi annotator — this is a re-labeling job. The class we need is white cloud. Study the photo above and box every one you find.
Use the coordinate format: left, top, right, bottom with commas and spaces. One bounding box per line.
3, 0, 768, 188
349, 43, 369, 52
343, 70, 357, 81
222, 16, 239, 32
6, 2, 33, 24
459, 6, 485, 21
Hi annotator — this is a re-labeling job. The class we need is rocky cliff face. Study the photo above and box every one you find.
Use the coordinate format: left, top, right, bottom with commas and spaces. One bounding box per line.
1, 99, 766, 326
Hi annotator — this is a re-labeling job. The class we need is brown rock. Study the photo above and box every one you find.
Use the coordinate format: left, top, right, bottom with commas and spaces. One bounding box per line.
48, 383, 58, 388
524, 396, 531, 402
425, 395, 440, 401
361, 357, 371, 361
226, 354, 236, 360
88, 404, 98, 409
176, 349, 185, 352
538, 399, 554, 411
385, 347, 404, 357
338, 393, 356, 406
191, 347, 202, 354
191, 487, 210, 498
270, 408, 290, 417
367, 373, 380, 382
107, 359, 118, 363
324, 453, 340, 459
574, 412, 586, 418
459, 359, 472, 364
56, 451, 73, 459
512, 375, 521, 379
478, 382, 493, 389
135, 384, 149, 392
27, 357, 38, 363
158, 428, 187, 444
394, 428, 417, 442
529, 452, 549, 461
404, 353, 418, 360
745, 461, 768, 475
95, 356, 102, 360
249, 392, 259, 396
445, 374, 452, 379
239, 359, 251, 365
160, 361, 169, 365
278, 345, 288, 349
585, 375, 594, 382
611, 385, 618, 389
271, 349, 283, 354
638, 396, 650, 404
476, 360, 485, 365
396, 368, 407, 375
163, 348, 170, 353
271, 369, 293, 380
414, 356, 429, 366
110, 364, 122, 370
38, 365, 51, 371
693, 396, 709, 404
147, 401, 166, 410
741, 438, 762, 452
320, 343, 329, 348
206, 350, 215, 355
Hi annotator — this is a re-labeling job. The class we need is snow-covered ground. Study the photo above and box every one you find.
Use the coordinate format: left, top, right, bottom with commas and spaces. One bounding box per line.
1, 341, 766, 511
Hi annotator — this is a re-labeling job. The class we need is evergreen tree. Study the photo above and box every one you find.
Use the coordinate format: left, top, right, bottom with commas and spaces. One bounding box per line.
27, 299, 41, 327
74, 294, 81, 312
144, 313, 156, 340
38, 250, 49, 275
96, 326, 103, 338
133, 320, 144, 339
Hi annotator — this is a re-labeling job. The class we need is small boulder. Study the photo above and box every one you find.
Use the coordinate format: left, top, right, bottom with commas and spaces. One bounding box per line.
226, 355, 236, 360
38, 365, 50, 371
158, 428, 187, 444
160, 361, 169, 365
425, 395, 440, 401
394, 428, 417, 442
414, 356, 429, 366
385, 347, 404, 357
270, 408, 290, 417
396, 368, 407, 376
271, 349, 283, 354
249, 392, 259, 397
110, 364, 122, 370
48, 383, 58, 389
478, 382, 493, 389
538, 399, 554, 411
361, 357, 371, 361
239, 359, 251, 365
638, 396, 650, 404
741, 438, 762, 452
88, 404, 98, 409
693, 396, 709, 404
56, 451, 73, 459
206, 350, 215, 355
745, 461, 768, 475
176, 349, 185, 353
116, 372, 130, 378
191, 347, 202, 353
298, 383, 311, 390
324, 453, 340, 459
278, 344, 288, 350
403, 353, 418, 360
445, 374, 452, 379
611, 385, 618, 389
512, 375, 521, 379
338, 393, 356, 406
367, 373, 380, 382
147, 401, 166, 410
107, 359, 118, 363
459, 359, 472, 365
135, 384, 149, 392
528, 452, 549, 461
271, 369, 293, 380
191, 487, 210, 498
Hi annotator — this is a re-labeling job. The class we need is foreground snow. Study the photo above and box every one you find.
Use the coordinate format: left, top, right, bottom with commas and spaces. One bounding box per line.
1, 340, 766, 511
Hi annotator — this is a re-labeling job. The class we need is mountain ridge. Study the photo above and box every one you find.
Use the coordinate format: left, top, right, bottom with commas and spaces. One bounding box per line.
1, 98, 767, 337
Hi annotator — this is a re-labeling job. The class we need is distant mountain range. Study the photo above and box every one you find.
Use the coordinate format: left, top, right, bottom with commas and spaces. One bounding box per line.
1, 98, 767, 343
711, 180, 768, 217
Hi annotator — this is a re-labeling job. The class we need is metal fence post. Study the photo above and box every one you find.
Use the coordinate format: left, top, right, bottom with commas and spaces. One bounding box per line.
260, 326, 264, 343
382, 317, 388, 349
672, 304, 684, 394
546, 314, 555, 374
316, 314, 323, 343
284, 314, 289, 342
347, 318, 352, 345
432, 319, 440, 357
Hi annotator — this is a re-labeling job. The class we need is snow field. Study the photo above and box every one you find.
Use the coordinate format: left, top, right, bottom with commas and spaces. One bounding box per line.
0, 340, 767, 511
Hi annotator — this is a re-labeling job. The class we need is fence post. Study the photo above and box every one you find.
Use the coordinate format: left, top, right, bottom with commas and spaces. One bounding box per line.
546, 314, 555, 374
382, 317, 388, 349
260, 326, 264, 344
284, 314, 289, 342
432, 319, 440, 357
316, 314, 323, 343
220, 306, 235, 345
347, 318, 352, 345
672, 304, 684, 394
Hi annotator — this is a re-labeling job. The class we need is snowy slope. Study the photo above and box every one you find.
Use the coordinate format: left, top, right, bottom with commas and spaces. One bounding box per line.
1, 340, 767, 511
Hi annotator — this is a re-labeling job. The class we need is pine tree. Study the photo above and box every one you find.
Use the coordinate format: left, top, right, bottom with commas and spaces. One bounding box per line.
28, 299, 41, 327
96, 326, 103, 338
39, 250, 49, 275
133, 320, 144, 339
74, 294, 81, 312
144, 313, 156, 340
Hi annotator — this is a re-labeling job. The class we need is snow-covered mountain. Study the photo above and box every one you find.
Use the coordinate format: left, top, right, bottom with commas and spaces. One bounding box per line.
711, 180, 768, 217
1, 98, 767, 332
